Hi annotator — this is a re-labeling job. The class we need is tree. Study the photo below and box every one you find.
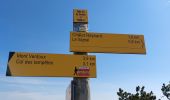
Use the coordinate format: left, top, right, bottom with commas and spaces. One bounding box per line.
161, 82, 170, 100
117, 86, 156, 100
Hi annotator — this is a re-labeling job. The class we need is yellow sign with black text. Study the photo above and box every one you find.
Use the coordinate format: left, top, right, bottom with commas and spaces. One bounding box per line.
73, 9, 88, 23
6, 52, 96, 78
70, 32, 146, 54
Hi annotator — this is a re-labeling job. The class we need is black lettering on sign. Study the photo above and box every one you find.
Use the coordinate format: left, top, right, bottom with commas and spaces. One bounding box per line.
25, 60, 32, 64
128, 35, 140, 39
90, 62, 95, 66
128, 35, 142, 44
16, 59, 23, 64
17, 53, 28, 58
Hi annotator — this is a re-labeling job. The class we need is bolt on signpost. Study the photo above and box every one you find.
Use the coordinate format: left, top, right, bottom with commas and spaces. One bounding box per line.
71, 9, 91, 100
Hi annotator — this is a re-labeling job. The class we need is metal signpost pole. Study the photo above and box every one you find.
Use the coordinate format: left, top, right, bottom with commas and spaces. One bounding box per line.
71, 9, 90, 100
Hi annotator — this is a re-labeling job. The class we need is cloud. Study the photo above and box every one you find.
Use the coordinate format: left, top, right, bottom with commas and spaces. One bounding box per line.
0, 77, 71, 92
0, 91, 64, 100
90, 81, 119, 100
0, 77, 69, 100
0, 77, 69, 86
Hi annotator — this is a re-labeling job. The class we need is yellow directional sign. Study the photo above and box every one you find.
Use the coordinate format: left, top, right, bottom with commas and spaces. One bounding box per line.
6, 52, 96, 78
73, 9, 88, 23
70, 32, 146, 54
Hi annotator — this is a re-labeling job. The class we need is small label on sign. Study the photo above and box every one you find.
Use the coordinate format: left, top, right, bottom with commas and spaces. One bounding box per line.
73, 9, 88, 23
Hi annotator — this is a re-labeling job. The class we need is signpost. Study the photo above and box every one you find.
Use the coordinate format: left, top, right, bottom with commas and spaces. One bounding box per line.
71, 9, 90, 100
5, 8, 146, 100
6, 52, 96, 78
70, 32, 146, 54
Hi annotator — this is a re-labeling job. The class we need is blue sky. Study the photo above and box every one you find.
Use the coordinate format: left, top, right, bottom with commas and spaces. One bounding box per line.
0, 0, 170, 100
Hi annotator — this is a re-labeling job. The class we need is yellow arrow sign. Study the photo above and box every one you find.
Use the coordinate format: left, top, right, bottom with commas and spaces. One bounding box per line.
73, 9, 88, 23
70, 32, 146, 54
6, 52, 96, 78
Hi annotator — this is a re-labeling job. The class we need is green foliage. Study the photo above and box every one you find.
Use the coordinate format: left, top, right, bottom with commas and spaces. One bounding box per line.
161, 82, 170, 100
117, 86, 156, 100
117, 82, 170, 100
